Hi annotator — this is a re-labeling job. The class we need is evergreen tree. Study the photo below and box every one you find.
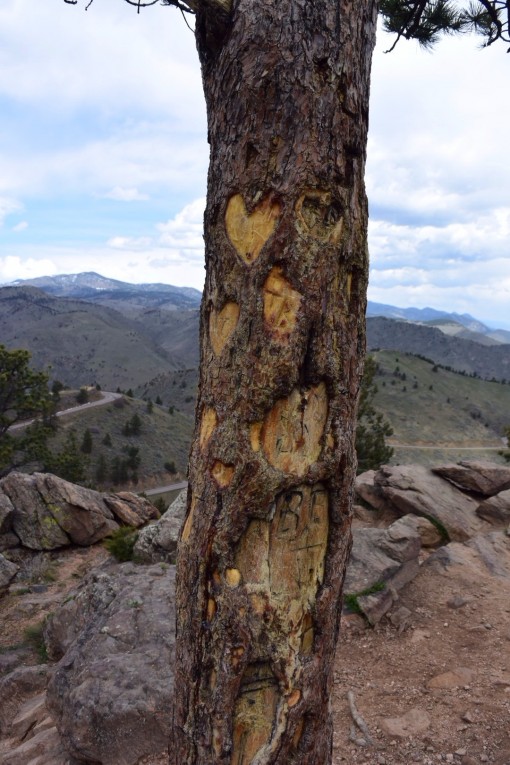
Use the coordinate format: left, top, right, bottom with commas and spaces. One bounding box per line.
76, 387, 89, 405
0, 346, 56, 477
356, 356, 394, 473
46, 431, 87, 484
81, 428, 93, 454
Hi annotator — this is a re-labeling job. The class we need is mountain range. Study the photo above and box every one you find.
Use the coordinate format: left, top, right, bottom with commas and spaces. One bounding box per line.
1, 272, 509, 389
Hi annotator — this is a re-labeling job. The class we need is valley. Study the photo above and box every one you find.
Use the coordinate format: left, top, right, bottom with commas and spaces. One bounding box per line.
1, 273, 509, 492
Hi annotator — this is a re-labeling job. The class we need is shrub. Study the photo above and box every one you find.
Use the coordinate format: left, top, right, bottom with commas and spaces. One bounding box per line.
103, 526, 139, 562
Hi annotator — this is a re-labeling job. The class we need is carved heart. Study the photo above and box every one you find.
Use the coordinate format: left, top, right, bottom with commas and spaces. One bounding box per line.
225, 193, 281, 265
209, 301, 240, 356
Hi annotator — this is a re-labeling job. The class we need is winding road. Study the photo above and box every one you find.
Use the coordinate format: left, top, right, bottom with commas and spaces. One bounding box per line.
9, 390, 123, 431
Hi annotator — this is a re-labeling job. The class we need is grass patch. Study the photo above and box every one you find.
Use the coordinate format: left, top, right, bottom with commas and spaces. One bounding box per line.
23, 620, 49, 663
420, 512, 450, 543
344, 581, 386, 615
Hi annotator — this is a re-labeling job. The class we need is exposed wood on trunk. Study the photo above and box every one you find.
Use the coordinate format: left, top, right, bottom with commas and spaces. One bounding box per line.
174, 0, 378, 762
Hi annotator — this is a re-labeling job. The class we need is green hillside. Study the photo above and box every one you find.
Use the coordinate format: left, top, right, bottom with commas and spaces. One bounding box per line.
50, 395, 193, 490
371, 351, 510, 467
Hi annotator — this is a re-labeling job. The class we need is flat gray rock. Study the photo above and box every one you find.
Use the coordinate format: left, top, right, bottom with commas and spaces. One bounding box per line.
432, 460, 510, 497
134, 489, 187, 564
425, 530, 510, 580
476, 489, 510, 525
344, 517, 421, 624
370, 465, 487, 542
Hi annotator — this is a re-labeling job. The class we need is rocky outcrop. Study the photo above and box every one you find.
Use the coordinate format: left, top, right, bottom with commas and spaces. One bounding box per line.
476, 489, 510, 524
343, 516, 421, 624
0, 680, 68, 765
0, 554, 18, 594
133, 489, 187, 563
0, 472, 157, 551
356, 465, 489, 542
0, 666, 51, 737
432, 460, 510, 497
425, 530, 510, 580
46, 561, 175, 765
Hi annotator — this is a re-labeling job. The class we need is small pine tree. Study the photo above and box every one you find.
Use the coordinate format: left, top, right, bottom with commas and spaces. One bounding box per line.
155, 395, 163, 406
46, 431, 87, 484
130, 413, 142, 435
102, 433, 112, 447
81, 428, 93, 454
356, 356, 394, 474
146, 399, 154, 414
76, 387, 89, 405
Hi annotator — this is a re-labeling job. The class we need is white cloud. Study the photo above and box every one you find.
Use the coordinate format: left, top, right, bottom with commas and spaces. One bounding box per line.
0, 196, 21, 226
0, 255, 57, 283
103, 187, 149, 202
156, 197, 205, 262
0, 9, 509, 328
12, 221, 28, 232
107, 236, 152, 250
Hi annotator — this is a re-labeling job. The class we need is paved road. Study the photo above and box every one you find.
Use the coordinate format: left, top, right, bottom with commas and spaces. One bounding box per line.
390, 442, 505, 450
9, 391, 123, 431
144, 481, 188, 497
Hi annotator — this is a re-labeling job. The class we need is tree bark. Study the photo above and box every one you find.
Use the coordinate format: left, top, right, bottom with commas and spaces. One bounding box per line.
173, 1, 378, 762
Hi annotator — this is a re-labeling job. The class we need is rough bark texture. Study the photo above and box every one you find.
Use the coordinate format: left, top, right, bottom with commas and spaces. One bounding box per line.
174, 1, 378, 763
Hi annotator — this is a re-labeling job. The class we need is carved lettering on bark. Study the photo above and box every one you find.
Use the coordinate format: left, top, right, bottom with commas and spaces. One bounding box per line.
261, 383, 328, 475
263, 267, 302, 340
295, 190, 343, 243
231, 486, 329, 758
225, 193, 281, 265
200, 407, 218, 450
235, 484, 329, 654
231, 663, 278, 765
210, 301, 240, 356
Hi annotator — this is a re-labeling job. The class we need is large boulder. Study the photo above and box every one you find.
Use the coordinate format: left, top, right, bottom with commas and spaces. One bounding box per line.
432, 460, 510, 497
0, 472, 158, 550
359, 465, 487, 542
476, 489, 510, 525
134, 490, 187, 563
425, 530, 510, 581
46, 561, 175, 765
344, 516, 421, 624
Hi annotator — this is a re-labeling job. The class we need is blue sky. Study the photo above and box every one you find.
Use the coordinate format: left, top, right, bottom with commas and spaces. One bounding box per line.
0, 1, 509, 328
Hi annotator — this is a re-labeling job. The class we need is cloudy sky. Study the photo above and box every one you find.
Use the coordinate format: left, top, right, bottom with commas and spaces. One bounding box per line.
0, 1, 509, 328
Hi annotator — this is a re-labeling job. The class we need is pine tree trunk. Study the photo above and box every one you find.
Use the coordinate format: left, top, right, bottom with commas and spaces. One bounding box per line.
174, 1, 378, 762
